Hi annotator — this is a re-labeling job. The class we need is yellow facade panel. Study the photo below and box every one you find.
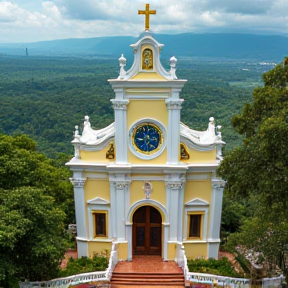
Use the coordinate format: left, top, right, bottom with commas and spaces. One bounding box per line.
87, 241, 112, 258
85, 179, 110, 203
167, 243, 176, 260
80, 147, 115, 162
117, 242, 128, 261
181, 147, 216, 163
184, 243, 207, 259
130, 181, 166, 207
184, 180, 211, 204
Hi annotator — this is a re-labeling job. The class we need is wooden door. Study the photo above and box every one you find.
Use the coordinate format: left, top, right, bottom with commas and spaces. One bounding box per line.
133, 206, 162, 255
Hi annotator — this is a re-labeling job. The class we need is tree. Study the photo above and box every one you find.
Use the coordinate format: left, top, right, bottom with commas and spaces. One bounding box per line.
219, 57, 288, 276
0, 134, 73, 286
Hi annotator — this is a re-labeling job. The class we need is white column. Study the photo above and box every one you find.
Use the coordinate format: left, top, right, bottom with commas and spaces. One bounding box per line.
165, 97, 184, 165
70, 175, 88, 257
109, 180, 117, 239
126, 223, 133, 260
208, 178, 225, 258
111, 96, 129, 164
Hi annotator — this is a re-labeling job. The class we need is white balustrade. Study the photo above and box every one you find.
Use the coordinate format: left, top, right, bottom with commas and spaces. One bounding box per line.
105, 241, 119, 280
19, 270, 108, 288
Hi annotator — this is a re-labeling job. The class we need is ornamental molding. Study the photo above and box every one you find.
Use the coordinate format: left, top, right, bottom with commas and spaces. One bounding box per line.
112, 180, 131, 189
69, 177, 86, 188
110, 99, 129, 110
211, 178, 226, 189
185, 198, 209, 206
165, 181, 183, 190
165, 99, 184, 110
87, 197, 110, 205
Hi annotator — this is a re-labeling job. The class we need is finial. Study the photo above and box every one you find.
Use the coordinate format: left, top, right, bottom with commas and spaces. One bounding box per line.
169, 56, 178, 79
118, 54, 127, 79
138, 4, 156, 31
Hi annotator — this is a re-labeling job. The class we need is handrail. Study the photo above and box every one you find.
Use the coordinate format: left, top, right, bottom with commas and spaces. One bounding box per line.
176, 243, 189, 285
105, 241, 118, 280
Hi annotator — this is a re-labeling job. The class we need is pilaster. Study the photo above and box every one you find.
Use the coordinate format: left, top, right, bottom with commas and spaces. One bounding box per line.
165, 175, 185, 242
166, 96, 184, 164
110, 178, 131, 241
111, 97, 129, 164
69, 175, 88, 257
209, 178, 225, 241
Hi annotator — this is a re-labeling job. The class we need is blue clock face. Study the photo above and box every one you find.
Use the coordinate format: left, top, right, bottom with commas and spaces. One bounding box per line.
133, 123, 161, 153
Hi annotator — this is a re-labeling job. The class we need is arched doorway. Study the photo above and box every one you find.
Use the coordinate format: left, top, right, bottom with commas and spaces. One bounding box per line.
132, 205, 162, 255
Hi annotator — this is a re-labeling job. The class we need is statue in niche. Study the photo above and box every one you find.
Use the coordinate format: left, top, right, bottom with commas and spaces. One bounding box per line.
106, 143, 115, 159
142, 48, 153, 70
180, 143, 190, 160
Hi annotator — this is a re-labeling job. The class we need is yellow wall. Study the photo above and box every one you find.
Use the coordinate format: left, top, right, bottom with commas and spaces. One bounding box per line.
130, 181, 166, 207
181, 147, 216, 164
184, 243, 207, 259
117, 242, 128, 260
184, 180, 211, 204
167, 243, 176, 260
85, 179, 110, 203
80, 143, 115, 162
127, 99, 168, 164
87, 241, 112, 257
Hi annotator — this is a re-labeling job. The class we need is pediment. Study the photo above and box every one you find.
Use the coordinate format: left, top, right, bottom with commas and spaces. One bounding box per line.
185, 198, 209, 206
87, 197, 110, 205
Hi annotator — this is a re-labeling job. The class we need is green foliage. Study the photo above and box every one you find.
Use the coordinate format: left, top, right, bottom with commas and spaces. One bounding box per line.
0, 55, 271, 157
59, 256, 109, 278
187, 257, 242, 278
0, 133, 74, 287
219, 57, 288, 277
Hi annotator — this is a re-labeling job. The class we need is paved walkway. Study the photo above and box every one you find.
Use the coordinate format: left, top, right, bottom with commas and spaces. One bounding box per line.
113, 255, 183, 274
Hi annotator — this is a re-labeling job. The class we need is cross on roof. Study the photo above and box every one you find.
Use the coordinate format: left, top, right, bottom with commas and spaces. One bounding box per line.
138, 4, 156, 31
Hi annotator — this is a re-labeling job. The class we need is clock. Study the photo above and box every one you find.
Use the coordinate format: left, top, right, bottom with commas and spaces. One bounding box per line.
129, 119, 166, 159
133, 123, 161, 153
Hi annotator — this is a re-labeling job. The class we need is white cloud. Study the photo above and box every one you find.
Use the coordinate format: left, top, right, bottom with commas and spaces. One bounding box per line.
0, 0, 287, 43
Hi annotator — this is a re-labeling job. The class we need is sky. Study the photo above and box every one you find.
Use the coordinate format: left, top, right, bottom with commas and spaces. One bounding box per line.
0, 0, 288, 43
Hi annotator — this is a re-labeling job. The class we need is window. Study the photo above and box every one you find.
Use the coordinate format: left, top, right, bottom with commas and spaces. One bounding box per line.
188, 213, 203, 239
94, 211, 107, 237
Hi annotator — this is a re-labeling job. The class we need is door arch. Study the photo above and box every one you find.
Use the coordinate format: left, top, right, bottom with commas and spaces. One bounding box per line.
132, 206, 162, 255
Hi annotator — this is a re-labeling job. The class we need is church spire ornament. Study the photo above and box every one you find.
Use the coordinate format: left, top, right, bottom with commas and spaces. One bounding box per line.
138, 4, 156, 31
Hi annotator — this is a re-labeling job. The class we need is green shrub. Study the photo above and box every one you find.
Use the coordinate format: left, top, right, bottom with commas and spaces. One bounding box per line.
187, 257, 243, 278
59, 256, 109, 277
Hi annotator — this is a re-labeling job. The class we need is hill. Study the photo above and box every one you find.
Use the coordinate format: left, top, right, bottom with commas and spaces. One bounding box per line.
0, 33, 287, 62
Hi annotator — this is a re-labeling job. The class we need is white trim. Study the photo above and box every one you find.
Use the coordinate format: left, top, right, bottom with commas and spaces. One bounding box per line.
87, 204, 111, 241
183, 199, 209, 242
87, 197, 110, 205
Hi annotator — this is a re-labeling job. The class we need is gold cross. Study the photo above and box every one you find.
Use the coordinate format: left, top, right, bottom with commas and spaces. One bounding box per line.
138, 4, 156, 31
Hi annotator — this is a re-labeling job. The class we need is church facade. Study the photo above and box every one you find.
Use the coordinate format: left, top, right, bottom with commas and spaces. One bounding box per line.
67, 25, 225, 261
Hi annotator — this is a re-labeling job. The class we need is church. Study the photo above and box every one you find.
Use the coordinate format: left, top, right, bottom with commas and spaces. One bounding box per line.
67, 4, 225, 262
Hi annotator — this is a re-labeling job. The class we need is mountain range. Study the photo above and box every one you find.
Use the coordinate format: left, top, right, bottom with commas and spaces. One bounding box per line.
0, 33, 287, 62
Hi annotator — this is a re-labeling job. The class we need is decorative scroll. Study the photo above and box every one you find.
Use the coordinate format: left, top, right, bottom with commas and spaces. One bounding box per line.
106, 143, 115, 159
211, 179, 226, 189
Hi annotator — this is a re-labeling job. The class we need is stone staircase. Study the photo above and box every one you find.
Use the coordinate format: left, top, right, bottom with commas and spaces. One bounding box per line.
111, 271, 185, 286
110, 255, 185, 287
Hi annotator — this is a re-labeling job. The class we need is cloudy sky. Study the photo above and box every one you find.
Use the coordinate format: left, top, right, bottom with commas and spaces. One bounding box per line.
0, 0, 288, 43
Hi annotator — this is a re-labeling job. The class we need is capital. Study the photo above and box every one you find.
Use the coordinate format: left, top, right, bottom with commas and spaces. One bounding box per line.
70, 178, 86, 188
211, 178, 226, 189
165, 181, 183, 190
165, 99, 184, 110
112, 180, 131, 189
111, 99, 129, 110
